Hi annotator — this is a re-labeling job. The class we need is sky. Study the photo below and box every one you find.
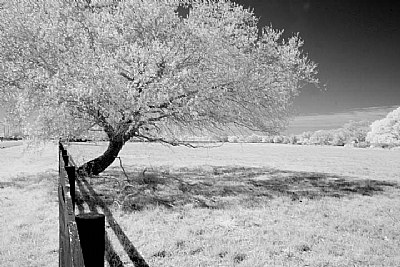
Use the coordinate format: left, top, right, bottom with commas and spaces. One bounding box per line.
234, 0, 400, 116
285, 105, 397, 134
2, 1, 400, 134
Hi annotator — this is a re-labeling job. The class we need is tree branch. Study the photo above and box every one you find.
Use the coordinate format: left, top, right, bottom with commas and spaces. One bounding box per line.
135, 133, 196, 148
77, 0, 121, 12
148, 90, 198, 110
119, 58, 167, 94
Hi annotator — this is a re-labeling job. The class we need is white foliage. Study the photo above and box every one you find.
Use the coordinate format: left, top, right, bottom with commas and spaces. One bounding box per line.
366, 107, 400, 146
0, 0, 318, 142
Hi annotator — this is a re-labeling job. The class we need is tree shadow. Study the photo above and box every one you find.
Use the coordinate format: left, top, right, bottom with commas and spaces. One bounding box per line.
75, 176, 149, 267
90, 165, 400, 211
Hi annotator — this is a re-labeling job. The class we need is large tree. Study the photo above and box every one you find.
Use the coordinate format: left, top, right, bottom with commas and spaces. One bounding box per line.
0, 0, 318, 175
366, 107, 400, 147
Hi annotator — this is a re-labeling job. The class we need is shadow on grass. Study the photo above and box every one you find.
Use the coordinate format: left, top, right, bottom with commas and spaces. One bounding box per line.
87, 165, 400, 211
76, 176, 149, 267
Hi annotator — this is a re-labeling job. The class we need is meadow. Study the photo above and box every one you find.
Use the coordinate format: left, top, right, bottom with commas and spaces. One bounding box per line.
0, 143, 58, 267
1, 142, 400, 266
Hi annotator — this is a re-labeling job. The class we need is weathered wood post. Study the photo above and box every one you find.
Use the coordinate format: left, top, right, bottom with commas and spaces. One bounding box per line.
59, 141, 64, 152
58, 142, 63, 175
76, 213, 105, 267
65, 166, 76, 211
62, 151, 69, 167
58, 185, 66, 267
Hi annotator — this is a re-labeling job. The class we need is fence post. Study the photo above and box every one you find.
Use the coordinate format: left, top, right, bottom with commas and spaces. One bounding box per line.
76, 213, 105, 267
65, 166, 76, 211
59, 143, 63, 175
59, 141, 64, 152
58, 185, 66, 267
60, 144, 68, 166
62, 155, 69, 167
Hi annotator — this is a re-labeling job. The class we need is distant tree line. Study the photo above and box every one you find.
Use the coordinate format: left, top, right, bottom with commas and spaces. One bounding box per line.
13, 106, 400, 150
180, 120, 372, 148
179, 107, 400, 149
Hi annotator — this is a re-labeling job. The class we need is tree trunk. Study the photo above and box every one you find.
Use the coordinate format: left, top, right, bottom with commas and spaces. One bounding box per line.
78, 136, 125, 176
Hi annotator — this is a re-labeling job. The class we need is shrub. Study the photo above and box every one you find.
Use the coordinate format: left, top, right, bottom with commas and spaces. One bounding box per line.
288, 135, 298, 144
245, 134, 262, 143
238, 136, 246, 143
282, 136, 291, 144
299, 131, 313, 144
343, 120, 370, 143
309, 130, 333, 145
331, 129, 348, 146
355, 141, 370, 148
228, 136, 239, 143
210, 135, 229, 142
272, 135, 283, 143
261, 136, 274, 143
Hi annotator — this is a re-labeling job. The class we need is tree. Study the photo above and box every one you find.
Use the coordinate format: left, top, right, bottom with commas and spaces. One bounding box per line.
366, 107, 400, 147
309, 130, 332, 145
288, 135, 298, 145
331, 128, 347, 146
342, 120, 370, 143
299, 131, 313, 145
0, 0, 318, 175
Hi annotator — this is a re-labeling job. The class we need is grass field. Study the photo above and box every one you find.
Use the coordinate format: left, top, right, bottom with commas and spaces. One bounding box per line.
1, 142, 400, 266
0, 140, 23, 149
0, 143, 58, 267
69, 142, 400, 267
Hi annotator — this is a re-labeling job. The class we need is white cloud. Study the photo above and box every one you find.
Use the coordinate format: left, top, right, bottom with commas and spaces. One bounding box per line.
286, 105, 399, 134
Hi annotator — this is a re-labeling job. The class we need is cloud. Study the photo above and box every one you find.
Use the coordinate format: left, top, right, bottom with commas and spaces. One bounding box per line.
285, 105, 399, 134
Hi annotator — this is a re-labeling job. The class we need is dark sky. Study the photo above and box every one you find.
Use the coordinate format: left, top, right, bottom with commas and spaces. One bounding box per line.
234, 0, 400, 115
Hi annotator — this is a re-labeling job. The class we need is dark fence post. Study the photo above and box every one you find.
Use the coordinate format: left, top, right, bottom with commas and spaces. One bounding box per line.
62, 155, 69, 167
58, 185, 66, 267
59, 143, 63, 175
59, 141, 64, 152
61, 146, 68, 166
65, 166, 76, 211
76, 213, 105, 267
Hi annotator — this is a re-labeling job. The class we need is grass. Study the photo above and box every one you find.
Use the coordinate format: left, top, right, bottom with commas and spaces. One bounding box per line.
0, 143, 59, 267
67, 142, 400, 267
113, 196, 400, 266
0, 140, 23, 149
1, 142, 399, 266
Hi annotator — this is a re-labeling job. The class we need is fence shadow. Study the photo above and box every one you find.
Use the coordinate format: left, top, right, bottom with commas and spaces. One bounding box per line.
90, 165, 400, 211
76, 176, 149, 267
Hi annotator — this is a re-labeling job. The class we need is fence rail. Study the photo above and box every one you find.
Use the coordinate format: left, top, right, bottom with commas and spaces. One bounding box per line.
59, 142, 107, 267
58, 143, 85, 267
59, 141, 152, 267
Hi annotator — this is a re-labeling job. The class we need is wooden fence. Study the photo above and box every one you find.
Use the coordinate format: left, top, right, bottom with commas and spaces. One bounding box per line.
58, 142, 105, 267
58, 143, 85, 267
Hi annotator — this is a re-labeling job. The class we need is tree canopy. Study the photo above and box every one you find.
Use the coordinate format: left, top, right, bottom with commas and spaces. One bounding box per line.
366, 107, 400, 147
0, 0, 318, 174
